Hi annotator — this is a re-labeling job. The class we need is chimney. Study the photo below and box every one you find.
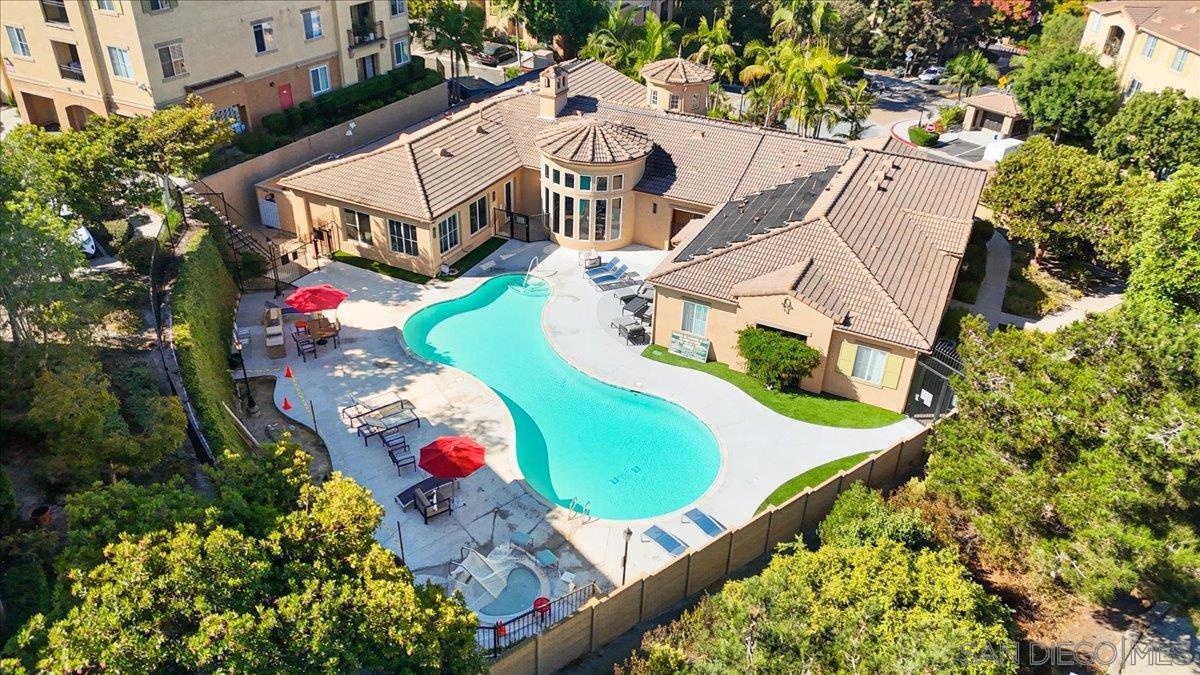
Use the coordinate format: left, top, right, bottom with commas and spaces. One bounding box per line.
538, 65, 570, 119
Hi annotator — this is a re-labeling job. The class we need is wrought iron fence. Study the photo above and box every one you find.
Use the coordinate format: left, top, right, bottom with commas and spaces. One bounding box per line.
476, 582, 598, 659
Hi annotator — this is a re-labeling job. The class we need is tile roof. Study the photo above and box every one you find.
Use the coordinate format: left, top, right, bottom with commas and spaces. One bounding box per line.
280, 59, 852, 219
639, 57, 716, 84
1088, 2, 1200, 52
649, 150, 988, 351
962, 91, 1022, 117
535, 118, 654, 164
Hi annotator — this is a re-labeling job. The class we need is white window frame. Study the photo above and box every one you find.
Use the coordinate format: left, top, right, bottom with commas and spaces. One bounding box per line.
681, 300, 709, 336
147, 0, 170, 11
596, 175, 608, 192
610, 196, 622, 240
1171, 47, 1187, 72
468, 195, 488, 234
564, 172, 575, 189
393, 37, 410, 67
343, 208, 373, 245
301, 8, 323, 40
309, 64, 330, 95
388, 219, 418, 256
579, 174, 592, 190
1142, 36, 1157, 58
252, 20, 276, 54
107, 45, 133, 79
96, 0, 117, 12
1126, 78, 1143, 97
438, 213, 460, 253
390, 0, 407, 17
650, 88, 658, 106
6, 26, 31, 58
851, 344, 888, 385
157, 42, 186, 78
612, 174, 624, 190
1087, 13, 1100, 34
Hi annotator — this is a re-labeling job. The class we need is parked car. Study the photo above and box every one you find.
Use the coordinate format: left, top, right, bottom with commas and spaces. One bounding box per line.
477, 42, 517, 66
71, 225, 97, 257
918, 66, 946, 84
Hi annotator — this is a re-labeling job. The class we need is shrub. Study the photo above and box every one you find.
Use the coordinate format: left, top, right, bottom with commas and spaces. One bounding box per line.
234, 131, 288, 155
0, 559, 51, 643
283, 105, 302, 130
938, 104, 966, 128
172, 226, 243, 455
297, 100, 316, 124
0, 470, 16, 533
908, 125, 941, 147
118, 236, 156, 275
819, 483, 934, 550
260, 112, 291, 136
736, 326, 824, 390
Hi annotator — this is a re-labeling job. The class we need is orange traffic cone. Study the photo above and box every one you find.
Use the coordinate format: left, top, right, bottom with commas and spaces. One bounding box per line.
284, 364, 294, 379
282, 397, 293, 411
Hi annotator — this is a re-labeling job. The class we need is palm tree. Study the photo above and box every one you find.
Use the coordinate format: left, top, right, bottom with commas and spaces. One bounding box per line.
629, 14, 681, 78
944, 50, 999, 99
683, 16, 740, 84
491, 0, 526, 72
419, 1, 484, 99
771, 0, 840, 46
835, 78, 877, 140
740, 39, 796, 128
580, 5, 641, 75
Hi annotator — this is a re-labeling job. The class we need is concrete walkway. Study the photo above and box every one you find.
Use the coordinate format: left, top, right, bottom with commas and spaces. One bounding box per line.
235, 240, 919, 601
971, 229, 1013, 327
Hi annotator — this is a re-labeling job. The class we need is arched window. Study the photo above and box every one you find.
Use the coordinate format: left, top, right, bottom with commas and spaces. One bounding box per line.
1103, 26, 1125, 57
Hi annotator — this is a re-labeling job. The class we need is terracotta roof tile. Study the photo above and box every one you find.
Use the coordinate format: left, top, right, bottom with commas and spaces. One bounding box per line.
962, 91, 1022, 117
639, 57, 716, 84
535, 118, 654, 164
1088, 2, 1200, 52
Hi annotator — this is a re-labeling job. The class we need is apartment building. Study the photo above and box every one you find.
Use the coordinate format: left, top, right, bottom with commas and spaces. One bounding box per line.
1079, 2, 1199, 98
1, 0, 412, 131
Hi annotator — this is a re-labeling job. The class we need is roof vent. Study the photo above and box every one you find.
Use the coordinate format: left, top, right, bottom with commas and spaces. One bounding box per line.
691, 129, 705, 139
892, 161, 902, 170
473, 124, 487, 134
436, 147, 452, 158
1171, 23, 1184, 31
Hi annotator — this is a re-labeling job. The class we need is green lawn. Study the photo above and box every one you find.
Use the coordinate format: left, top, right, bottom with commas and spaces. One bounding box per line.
756, 452, 875, 513
331, 252, 433, 284
331, 237, 507, 284
641, 345, 906, 429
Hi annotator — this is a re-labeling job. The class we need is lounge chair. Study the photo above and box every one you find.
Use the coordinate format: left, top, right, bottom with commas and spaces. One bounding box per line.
395, 476, 456, 509
584, 258, 620, 278
356, 407, 420, 445
614, 284, 654, 304
414, 485, 453, 523
535, 548, 559, 570
388, 447, 416, 475
454, 550, 505, 598
643, 525, 687, 557
340, 392, 413, 422
683, 508, 726, 538
588, 263, 629, 287
593, 272, 640, 291
622, 296, 650, 317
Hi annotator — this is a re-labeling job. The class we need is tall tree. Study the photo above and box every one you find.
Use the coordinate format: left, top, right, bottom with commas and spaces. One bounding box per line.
521, 0, 607, 58
771, 0, 841, 45
16, 477, 482, 673
1096, 89, 1200, 178
1009, 47, 1119, 141
871, 0, 983, 66
982, 136, 1119, 262
491, 0, 527, 69
579, 4, 641, 74
1124, 164, 1200, 315
629, 14, 682, 78
1032, 11, 1086, 54
835, 77, 878, 140
684, 16, 741, 84
417, 0, 485, 96
944, 49, 999, 98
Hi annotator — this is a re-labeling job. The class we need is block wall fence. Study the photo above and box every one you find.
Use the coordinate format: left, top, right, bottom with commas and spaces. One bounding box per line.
490, 423, 934, 674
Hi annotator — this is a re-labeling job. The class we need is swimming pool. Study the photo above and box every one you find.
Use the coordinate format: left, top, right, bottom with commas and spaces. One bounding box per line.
403, 274, 720, 520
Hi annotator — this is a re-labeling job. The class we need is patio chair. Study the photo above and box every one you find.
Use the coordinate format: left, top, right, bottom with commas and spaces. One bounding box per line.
414, 485, 453, 523
682, 508, 726, 538
614, 283, 654, 304
293, 333, 317, 362
388, 447, 416, 475
395, 476, 457, 509
620, 323, 649, 346
341, 392, 413, 422
588, 263, 628, 287
643, 525, 687, 557
356, 408, 420, 445
622, 296, 650, 317
382, 428, 409, 452
584, 258, 620, 278
534, 548, 559, 571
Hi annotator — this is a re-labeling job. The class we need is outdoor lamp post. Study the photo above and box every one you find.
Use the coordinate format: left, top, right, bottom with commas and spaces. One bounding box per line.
234, 338, 256, 412
622, 527, 633, 586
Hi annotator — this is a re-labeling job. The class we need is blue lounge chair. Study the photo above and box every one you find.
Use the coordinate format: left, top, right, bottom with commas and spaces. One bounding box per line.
589, 263, 629, 287
643, 525, 687, 557
585, 258, 621, 278
683, 508, 726, 538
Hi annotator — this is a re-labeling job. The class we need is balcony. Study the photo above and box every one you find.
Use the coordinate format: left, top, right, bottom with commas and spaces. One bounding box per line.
40, 0, 70, 25
59, 62, 85, 81
347, 20, 385, 52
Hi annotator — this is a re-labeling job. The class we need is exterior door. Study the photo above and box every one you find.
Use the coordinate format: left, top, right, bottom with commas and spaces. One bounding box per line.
277, 83, 294, 109
981, 112, 1004, 132
357, 54, 377, 80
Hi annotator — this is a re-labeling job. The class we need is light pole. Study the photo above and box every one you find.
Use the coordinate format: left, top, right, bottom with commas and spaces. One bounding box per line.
396, 520, 406, 564
234, 337, 256, 412
621, 527, 633, 586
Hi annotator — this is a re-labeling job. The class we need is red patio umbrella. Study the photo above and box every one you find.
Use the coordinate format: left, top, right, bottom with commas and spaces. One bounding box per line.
419, 436, 486, 479
285, 284, 348, 313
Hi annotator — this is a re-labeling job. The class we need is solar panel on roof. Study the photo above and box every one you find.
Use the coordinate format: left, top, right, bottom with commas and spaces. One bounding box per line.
673, 165, 840, 262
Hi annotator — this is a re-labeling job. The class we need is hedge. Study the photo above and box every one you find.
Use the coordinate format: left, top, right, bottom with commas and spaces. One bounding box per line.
259, 57, 437, 138
171, 226, 244, 455
908, 125, 941, 147
736, 325, 824, 390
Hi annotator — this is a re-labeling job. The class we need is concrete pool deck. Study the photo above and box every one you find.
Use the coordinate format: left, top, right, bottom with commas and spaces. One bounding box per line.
236, 239, 921, 598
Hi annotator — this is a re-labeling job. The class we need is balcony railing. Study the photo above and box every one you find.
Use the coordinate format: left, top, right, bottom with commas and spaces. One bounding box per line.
59, 62, 85, 82
1102, 38, 1123, 58
347, 20, 384, 52
41, 0, 70, 24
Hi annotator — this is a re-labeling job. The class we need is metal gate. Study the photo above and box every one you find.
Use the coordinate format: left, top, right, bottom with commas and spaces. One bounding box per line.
905, 339, 962, 423
494, 207, 549, 242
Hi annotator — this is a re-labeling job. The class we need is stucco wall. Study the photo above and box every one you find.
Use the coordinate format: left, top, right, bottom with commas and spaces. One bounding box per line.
539, 155, 644, 251
820, 333, 917, 413
1080, 9, 1198, 96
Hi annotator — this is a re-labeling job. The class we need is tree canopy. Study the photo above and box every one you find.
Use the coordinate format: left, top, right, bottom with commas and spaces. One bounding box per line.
1096, 88, 1200, 177
10, 477, 481, 673
521, 0, 606, 56
1009, 47, 1119, 141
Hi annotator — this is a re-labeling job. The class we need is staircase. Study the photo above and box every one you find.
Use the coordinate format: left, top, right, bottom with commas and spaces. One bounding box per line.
179, 182, 286, 296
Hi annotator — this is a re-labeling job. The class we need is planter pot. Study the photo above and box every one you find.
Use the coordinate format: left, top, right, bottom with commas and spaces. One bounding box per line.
30, 504, 52, 527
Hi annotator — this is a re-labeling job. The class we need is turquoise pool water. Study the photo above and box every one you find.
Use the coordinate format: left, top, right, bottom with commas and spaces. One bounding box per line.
403, 274, 720, 520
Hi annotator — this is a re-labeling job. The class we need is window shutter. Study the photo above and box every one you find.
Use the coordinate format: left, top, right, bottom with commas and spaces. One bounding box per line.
140, 0, 152, 12
836, 342, 857, 375
881, 354, 904, 389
